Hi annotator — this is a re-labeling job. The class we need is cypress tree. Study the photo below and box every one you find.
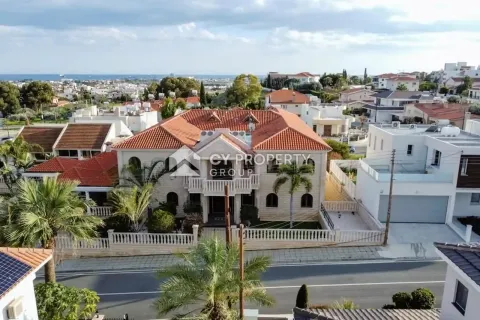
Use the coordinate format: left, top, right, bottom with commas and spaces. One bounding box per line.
200, 81, 207, 106
295, 284, 309, 308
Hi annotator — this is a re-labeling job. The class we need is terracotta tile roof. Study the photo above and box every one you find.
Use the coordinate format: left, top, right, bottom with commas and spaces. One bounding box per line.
0, 247, 52, 298
341, 88, 372, 94
295, 307, 440, 320
59, 151, 118, 187
413, 103, 472, 120
295, 72, 316, 77
114, 109, 330, 151
378, 73, 398, 79
55, 123, 112, 150
19, 126, 64, 152
266, 89, 310, 104
27, 157, 80, 173
186, 96, 200, 104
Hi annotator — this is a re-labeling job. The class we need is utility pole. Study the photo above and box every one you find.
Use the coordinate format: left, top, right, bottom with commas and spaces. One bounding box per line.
224, 184, 231, 245
239, 224, 245, 319
383, 149, 396, 246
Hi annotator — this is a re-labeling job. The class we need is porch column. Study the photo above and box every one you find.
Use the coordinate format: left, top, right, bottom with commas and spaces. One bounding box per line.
446, 192, 457, 224
234, 194, 241, 224
85, 191, 90, 201
200, 160, 208, 178
201, 194, 208, 223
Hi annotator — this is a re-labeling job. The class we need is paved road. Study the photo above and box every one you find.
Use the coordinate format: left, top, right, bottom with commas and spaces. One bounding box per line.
36, 261, 446, 319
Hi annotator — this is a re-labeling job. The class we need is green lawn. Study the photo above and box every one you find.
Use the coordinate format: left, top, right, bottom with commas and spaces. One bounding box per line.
251, 221, 321, 229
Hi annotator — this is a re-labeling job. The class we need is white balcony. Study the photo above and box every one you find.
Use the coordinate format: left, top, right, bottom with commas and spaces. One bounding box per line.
87, 206, 114, 218
359, 159, 453, 183
185, 174, 260, 196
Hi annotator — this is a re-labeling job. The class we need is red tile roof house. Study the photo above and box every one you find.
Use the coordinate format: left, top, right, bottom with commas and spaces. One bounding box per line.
23, 151, 118, 212
112, 108, 331, 225
404, 103, 477, 128
18, 123, 117, 161
0, 247, 52, 320
264, 89, 311, 116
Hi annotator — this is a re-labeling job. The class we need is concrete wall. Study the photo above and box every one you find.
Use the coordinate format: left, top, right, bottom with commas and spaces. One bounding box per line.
0, 273, 39, 320
453, 192, 480, 217
440, 265, 480, 320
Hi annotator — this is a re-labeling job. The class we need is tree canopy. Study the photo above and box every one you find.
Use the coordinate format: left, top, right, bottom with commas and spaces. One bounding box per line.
396, 84, 408, 91
20, 81, 54, 111
161, 97, 177, 119
200, 81, 207, 105
158, 77, 200, 98
226, 74, 262, 107
419, 82, 436, 92
0, 82, 21, 115
35, 283, 100, 320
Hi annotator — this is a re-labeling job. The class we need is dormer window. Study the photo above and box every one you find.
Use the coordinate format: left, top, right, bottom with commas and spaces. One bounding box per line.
243, 112, 259, 124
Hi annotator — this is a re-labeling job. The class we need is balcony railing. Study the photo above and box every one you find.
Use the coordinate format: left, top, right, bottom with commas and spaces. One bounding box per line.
359, 159, 453, 183
87, 206, 114, 218
185, 174, 260, 195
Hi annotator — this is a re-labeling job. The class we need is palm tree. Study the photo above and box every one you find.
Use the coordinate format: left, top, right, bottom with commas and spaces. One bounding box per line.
155, 237, 274, 319
0, 136, 42, 193
108, 183, 153, 232
0, 178, 103, 282
273, 162, 314, 228
120, 159, 168, 188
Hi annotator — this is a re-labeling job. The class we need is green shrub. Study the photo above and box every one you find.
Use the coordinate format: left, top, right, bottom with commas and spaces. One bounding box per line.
183, 213, 204, 235
97, 215, 131, 237
392, 292, 412, 309
240, 205, 259, 224
156, 201, 177, 216
382, 304, 395, 309
147, 210, 175, 233
295, 284, 308, 308
410, 288, 435, 309
183, 201, 203, 214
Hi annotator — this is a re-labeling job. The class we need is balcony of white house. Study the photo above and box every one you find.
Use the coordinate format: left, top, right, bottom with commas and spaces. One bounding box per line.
184, 174, 260, 196
359, 159, 454, 183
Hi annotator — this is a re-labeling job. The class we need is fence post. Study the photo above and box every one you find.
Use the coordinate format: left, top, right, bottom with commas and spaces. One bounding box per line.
107, 229, 114, 249
192, 224, 199, 245
86, 206, 92, 216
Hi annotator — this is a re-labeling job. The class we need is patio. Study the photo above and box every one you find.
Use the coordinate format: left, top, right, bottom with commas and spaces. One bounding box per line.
329, 211, 369, 230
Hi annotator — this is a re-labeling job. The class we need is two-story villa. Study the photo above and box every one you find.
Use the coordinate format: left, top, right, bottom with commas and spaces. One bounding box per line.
356, 121, 480, 240
113, 109, 331, 225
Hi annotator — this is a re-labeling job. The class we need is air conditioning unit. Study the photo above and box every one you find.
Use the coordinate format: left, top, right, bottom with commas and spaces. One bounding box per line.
7, 297, 23, 319
392, 121, 400, 128
409, 124, 417, 129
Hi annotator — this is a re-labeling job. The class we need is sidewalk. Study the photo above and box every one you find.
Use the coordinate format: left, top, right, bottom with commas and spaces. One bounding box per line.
51, 243, 441, 273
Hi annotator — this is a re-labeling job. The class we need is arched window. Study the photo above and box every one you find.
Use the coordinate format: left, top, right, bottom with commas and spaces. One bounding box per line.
301, 194, 313, 208
303, 158, 315, 172
266, 193, 278, 208
167, 192, 179, 206
128, 157, 141, 170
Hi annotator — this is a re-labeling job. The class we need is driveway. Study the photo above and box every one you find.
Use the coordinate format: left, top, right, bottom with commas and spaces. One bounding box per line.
388, 223, 463, 244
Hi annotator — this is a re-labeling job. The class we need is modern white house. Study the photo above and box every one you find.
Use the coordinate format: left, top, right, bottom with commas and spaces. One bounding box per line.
70, 104, 158, 133
367, 90, 436, 123
468, 87, 480, 102
438, 62, 480, 83
444, 77, 480, 90
355, 121, 480, 239
435, 242, 480, 320
0, 247, 52, 320
112, 108, 331, 225
300, 104, 354, 137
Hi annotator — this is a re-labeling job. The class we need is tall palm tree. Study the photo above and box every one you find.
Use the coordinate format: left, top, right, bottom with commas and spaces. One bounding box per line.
273, 162, 314, 228
0, 178, 103, 283
108, 183, 153, 232
155, 237, 274, 319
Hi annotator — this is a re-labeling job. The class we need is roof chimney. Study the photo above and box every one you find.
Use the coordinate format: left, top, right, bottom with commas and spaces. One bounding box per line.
292, 92, 296, 102
105, 141, 113, 152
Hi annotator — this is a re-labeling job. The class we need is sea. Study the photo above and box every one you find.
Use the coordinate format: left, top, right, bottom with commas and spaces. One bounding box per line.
0, 74, 239, 81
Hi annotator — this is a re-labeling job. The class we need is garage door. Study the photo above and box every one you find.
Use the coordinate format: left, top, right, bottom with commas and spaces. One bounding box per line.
378, 195, 448, 223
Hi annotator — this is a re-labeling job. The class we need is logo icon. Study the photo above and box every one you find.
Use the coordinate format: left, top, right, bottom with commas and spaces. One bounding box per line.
168, 146, 201, 177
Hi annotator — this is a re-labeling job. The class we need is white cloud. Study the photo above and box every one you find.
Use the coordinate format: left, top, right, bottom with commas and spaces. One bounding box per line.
178, 22, 196, 33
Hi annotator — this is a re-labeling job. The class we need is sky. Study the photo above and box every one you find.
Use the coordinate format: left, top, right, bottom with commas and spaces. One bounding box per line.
1, 0, 480, 75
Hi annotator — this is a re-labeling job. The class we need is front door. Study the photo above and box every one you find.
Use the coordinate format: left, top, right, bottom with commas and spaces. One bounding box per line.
324, 125, 332, 136
208, 196, 234, 225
